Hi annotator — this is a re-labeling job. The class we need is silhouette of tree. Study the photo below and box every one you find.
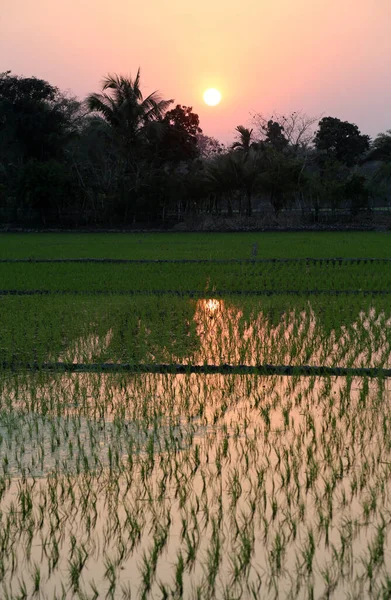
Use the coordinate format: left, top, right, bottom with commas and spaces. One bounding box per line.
344, 173, 369, 216
253, 111, 318, 151
196, 134, 224, 159
236, 148, 263, 216
366, 130, 391, 162
232, 126, 256, 157
0, 71, 76, 163
315, 117, 370, 167
206, 153, 240, 216
260, 148, 303, 215
159, 105, 202, 163
86, 69, 173, 152
262, 120, 288, 151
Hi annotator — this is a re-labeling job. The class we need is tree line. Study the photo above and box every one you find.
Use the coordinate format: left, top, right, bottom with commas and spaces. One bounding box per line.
1, 69, 390, 227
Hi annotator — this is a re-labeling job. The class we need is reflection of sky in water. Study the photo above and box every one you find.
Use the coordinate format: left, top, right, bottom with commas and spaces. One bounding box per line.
1, 372, 391, 599
2, 370, 388, 477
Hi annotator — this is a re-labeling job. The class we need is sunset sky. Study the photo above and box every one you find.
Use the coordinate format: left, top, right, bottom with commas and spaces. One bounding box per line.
1, 0, 390, 142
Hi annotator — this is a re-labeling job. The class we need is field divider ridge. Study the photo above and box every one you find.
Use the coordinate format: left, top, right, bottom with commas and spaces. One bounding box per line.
1, 289, 391, 297
1, 362, 390, 377
1, 258, 391, 264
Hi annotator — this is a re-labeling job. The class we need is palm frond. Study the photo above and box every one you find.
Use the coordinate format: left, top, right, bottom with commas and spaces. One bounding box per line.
87, 69, 172, 141
142, 93, 173, 121
86, 93, 117, 125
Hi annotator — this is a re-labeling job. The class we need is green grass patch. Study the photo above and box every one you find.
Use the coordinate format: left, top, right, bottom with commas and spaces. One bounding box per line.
0, 260, 390, 292
0, 231, 390, 259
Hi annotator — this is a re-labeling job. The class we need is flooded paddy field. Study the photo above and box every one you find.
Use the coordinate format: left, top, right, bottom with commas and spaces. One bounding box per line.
0, 232, 391, 599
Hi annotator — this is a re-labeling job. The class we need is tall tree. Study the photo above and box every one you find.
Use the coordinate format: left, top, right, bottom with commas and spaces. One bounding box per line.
231, 126, 262, 216
86, 70, 173, 222
0, 71, 76, 163
0, 71, 80, 224
253, 111, 318, 152
86, 70, 173, 154
206, 153, 241, 216
260, 148, 304, 215
366, 130, 391, 162
232, 126, 256, 157
196, 133, 224, 159
262, 119, 288, 151
158, 105, 202, 163
314, 117, 370, 166
366, 130, 391, 188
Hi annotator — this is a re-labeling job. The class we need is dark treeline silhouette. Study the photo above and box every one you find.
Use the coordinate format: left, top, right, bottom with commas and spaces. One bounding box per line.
1, 69, 390, 228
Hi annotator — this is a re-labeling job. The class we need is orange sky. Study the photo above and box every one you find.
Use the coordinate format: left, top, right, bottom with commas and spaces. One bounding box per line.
1, 0, 390, 142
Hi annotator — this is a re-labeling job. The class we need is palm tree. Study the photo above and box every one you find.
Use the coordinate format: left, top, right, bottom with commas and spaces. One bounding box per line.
86, 70, 173, 222
235, 148, 263, 217
232, 126, 256, 157
205, 149, 262, 217
206, 153, 241, 216
86, 69, 173, 151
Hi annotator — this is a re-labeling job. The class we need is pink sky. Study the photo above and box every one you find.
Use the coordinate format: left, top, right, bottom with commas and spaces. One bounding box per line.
1, 0, 390, 143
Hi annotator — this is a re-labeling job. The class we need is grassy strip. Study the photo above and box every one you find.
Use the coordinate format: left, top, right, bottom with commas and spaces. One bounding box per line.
1, 261, 390, 292
1, 257, 391, 263
0, 231, 390, 259
1, 289, 391, 296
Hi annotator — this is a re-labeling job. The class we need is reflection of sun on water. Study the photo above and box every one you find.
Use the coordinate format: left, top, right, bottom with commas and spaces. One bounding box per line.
204, 298, 221, 316
193, 299, 391, 368
194, 298, 245, 364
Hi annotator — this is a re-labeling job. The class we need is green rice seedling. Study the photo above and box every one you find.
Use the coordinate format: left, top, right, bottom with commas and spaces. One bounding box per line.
16, 576, 28, 600
368, 518, 386, 571
269, 531, 286, 577
203, 530, 222, 595
301, 529, 316, 575
68, 544, 88, 593
139, 550, 153, 600
184, 529, 199, 570
104, 555, 118, 598
173, 550, 185, 599
31, 563, 41, 596
319, 562, 339, 599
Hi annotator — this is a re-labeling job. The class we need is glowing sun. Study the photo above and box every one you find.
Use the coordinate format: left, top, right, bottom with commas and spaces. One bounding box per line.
203, 88, 221, 106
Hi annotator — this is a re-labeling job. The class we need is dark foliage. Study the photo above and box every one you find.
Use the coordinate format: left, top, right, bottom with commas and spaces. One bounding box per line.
262, 120, 289, 152
315, 117, 370, 167
160, 105, 202, 163
0, 71, 75, 163
0, 71, 389, 227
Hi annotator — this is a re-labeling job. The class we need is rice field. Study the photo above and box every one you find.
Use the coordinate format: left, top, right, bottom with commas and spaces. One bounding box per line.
1, 232, 391, 599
